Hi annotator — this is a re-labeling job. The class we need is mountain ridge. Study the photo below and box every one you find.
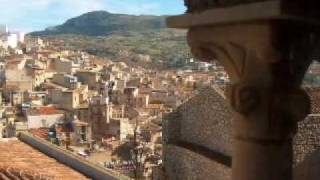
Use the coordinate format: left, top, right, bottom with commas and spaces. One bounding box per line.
28, 11, 190, 70
29, 11, 167, 36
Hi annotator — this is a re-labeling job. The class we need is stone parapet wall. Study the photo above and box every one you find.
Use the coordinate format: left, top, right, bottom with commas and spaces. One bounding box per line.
18, 132, 129, 180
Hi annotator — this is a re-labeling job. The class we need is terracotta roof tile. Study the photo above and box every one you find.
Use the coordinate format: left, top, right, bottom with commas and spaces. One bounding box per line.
27, 107, 63, 116
0, 139, 89, 179
30, 128, 50, 139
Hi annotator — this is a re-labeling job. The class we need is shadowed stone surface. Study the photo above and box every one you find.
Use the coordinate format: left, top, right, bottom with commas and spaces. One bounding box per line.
294, 115, 320, 180
177, 87, 232, 155
165, 145, 231, 180
184, 0, 271, 12
163, 87, 232, 180
182, 0, 320, 23
164, 86, 320, 180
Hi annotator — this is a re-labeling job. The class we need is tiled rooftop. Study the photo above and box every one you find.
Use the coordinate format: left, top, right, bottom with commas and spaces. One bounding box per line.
27, 107, 63, 116
0, 139, 89, 180
0, 166, 54, 179
30, 128, 50, 139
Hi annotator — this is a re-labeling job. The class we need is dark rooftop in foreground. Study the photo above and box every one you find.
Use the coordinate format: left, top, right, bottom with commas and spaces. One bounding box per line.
0, 138, 89, 180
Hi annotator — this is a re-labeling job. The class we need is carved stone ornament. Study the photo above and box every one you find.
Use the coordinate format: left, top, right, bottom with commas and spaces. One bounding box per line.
228, 84, 260, 116
171, 2, 320, 180
187, 22, 318, 132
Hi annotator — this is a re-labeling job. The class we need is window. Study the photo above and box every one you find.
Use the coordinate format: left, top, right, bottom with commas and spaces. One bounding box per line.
41, 119, 47, 127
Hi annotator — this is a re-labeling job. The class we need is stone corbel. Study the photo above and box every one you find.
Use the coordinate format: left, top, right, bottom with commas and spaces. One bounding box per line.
187, 22, 319, 138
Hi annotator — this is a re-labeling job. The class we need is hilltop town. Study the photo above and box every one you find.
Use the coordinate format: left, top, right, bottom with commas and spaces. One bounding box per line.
0, 24, 229, 178
0, 4, 320, 179
1, 0, 320, 180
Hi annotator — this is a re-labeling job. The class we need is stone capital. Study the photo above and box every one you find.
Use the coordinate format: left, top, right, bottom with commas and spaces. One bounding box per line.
187, 21, 318, 139
167, 1, 320, 180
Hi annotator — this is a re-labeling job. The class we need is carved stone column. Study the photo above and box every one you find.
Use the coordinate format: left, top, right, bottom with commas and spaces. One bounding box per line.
167, 1, 320, 180
188, 22, 317, 180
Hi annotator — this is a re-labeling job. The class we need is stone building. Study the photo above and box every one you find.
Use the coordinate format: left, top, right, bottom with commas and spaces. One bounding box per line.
54, 58, 80, 74
60, 90, 81, 111
163, 87, 232, 180
52, 73, 78, 89
293, 86, 320, 180
71, 117, 92, 145
89, 96, 112, 139
5, 57, 32, 92
48, 85, 88, 111
26, 106, 64, 129
163, 86, 320, 180
76, 70, 100, 90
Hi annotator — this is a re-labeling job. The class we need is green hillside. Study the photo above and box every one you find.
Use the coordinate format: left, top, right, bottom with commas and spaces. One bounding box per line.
29, 11, 190, 69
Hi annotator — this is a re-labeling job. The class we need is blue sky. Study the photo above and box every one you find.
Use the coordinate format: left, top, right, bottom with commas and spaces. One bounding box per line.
0, 0, 185, 32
